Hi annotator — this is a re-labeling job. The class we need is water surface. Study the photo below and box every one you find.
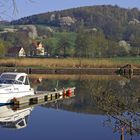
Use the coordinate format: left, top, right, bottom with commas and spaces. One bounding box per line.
0, 75, 140, 140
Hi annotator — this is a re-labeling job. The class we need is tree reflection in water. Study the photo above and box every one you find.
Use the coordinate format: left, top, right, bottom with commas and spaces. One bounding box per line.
90, 78, 140, 139
103, 112, 140, 140
31, 76, 140, 139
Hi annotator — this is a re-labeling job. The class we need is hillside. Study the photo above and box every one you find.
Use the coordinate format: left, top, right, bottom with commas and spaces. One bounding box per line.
12, 5, 140, 26
11, 5, 140, 32
0, 5, 140, 58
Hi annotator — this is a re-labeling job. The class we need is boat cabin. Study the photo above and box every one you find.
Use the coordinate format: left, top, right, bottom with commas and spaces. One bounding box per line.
0, 73, 30, 85
0, 73, 34, 104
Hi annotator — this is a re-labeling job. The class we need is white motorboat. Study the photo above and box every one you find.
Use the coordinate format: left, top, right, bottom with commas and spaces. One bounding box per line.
0, 72, 34, 104
0, 105, 33, 129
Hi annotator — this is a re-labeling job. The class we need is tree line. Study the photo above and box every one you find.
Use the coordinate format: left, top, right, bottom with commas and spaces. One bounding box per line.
1, 5, 140, 57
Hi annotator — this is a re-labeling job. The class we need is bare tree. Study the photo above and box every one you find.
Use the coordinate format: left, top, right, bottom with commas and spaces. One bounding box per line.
0, 0, 32, 20
0, 0, 17, 19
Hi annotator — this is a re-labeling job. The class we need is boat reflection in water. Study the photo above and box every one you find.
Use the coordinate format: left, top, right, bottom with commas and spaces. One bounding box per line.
0, 105, 33, 129
0, 88, 75, 130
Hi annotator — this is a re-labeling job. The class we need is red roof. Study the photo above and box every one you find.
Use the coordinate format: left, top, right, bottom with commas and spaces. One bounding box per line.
32, 41, 44, 48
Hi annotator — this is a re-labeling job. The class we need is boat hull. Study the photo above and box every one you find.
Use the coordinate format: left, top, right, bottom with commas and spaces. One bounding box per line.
0, 90, 34, 104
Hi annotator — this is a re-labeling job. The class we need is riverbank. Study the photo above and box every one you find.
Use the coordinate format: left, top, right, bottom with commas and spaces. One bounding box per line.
0, 57, 139, 77
0, 57, 140, 68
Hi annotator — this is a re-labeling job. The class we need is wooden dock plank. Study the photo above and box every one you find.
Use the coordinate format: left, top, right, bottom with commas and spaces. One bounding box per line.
11, 87, 75, 106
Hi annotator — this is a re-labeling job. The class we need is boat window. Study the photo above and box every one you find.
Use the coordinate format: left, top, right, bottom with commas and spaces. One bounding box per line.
0, 79, 15, 84
14, 80, 22, 84
0, 74, 16, 80
18, 76, 24, 82
17, 119, 25, 127
25, 77, 30, 85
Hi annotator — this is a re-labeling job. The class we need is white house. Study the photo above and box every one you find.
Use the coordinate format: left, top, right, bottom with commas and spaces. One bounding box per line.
7, 47, 26, 57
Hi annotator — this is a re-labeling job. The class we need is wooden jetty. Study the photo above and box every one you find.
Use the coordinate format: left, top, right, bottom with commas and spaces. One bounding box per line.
0, 64, 139, 78
118, 64, 137, 78
0, 67, 119, 75
11, 87, 75, 108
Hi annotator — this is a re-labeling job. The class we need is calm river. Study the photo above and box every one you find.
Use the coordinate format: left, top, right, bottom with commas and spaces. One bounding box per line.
0, 75, 140, 140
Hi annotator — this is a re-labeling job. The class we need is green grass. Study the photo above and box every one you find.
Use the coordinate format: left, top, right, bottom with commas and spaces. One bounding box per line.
108, 57, 140, 67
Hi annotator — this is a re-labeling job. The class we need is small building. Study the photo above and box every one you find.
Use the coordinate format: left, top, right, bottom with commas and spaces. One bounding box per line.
29, 41, 45, 56
7, 47, 26, 57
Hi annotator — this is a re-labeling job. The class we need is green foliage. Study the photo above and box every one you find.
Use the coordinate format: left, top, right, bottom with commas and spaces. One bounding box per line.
0, 30, 31, 49
42, 37, 58, 56
123, 24, 140, 48
0, 41, 5, 56
1, 5, 140, 58
75, 29, 108, 57
36, 25, 54, 37
42, 32, 76, 57
11, 5, 140, 37
55, 32, 76, 56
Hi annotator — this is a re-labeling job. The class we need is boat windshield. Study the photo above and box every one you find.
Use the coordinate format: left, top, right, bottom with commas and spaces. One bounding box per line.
0, 74, 23, 84
0, 79, 14, 84
0, 74, 16, 80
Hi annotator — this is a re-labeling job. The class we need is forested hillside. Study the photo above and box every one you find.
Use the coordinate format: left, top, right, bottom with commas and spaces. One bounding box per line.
11, 5, 140, 40
0, 5, 140, 58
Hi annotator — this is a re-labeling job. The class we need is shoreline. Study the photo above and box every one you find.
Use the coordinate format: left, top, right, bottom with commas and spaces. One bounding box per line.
0, 66, 139, 77
0, 57, 139, 77
0, 57, 140, 68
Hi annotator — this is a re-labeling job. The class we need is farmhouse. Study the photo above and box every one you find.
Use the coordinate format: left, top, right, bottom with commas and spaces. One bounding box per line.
7, 47, 26, 57
29, 41, 45, 56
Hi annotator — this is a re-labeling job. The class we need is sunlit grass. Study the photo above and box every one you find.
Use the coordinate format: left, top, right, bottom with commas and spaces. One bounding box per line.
0, 57, 140, 68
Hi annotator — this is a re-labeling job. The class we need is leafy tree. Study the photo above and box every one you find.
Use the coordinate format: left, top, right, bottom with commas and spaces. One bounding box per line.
103, 19, 123, 40
0, 41, 5, 56
75, 28, 108, 58
0, 29, 31, 49
123, 24, 140, 48
57, 33, 72, 57
55, 32, 76, 57
42, 37, 58, 56
42, 32, 76, 57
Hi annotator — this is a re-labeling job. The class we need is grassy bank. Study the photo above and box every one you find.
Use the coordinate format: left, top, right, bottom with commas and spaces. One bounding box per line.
0, 57, 140, 68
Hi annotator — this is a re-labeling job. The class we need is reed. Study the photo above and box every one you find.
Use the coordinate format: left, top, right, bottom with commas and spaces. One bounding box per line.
0, 57, 139, 68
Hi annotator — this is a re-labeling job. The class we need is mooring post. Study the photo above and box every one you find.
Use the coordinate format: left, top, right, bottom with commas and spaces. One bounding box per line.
28, 68, 32, 74
119, 64, 134, 78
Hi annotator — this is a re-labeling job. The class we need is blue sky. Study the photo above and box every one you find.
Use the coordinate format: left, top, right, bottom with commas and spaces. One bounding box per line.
2, 0, 140, 21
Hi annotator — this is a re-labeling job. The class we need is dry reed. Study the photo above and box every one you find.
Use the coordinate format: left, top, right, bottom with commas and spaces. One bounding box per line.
0, 57, 139, 68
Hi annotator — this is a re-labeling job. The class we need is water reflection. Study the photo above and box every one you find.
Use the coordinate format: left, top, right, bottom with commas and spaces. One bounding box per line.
36, 75, 140, 139
78, 78, 140, 139
103, 112, 140, 139
0, 105, 33, 129
0, 88, 75, 130
0, 75, 140, 140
